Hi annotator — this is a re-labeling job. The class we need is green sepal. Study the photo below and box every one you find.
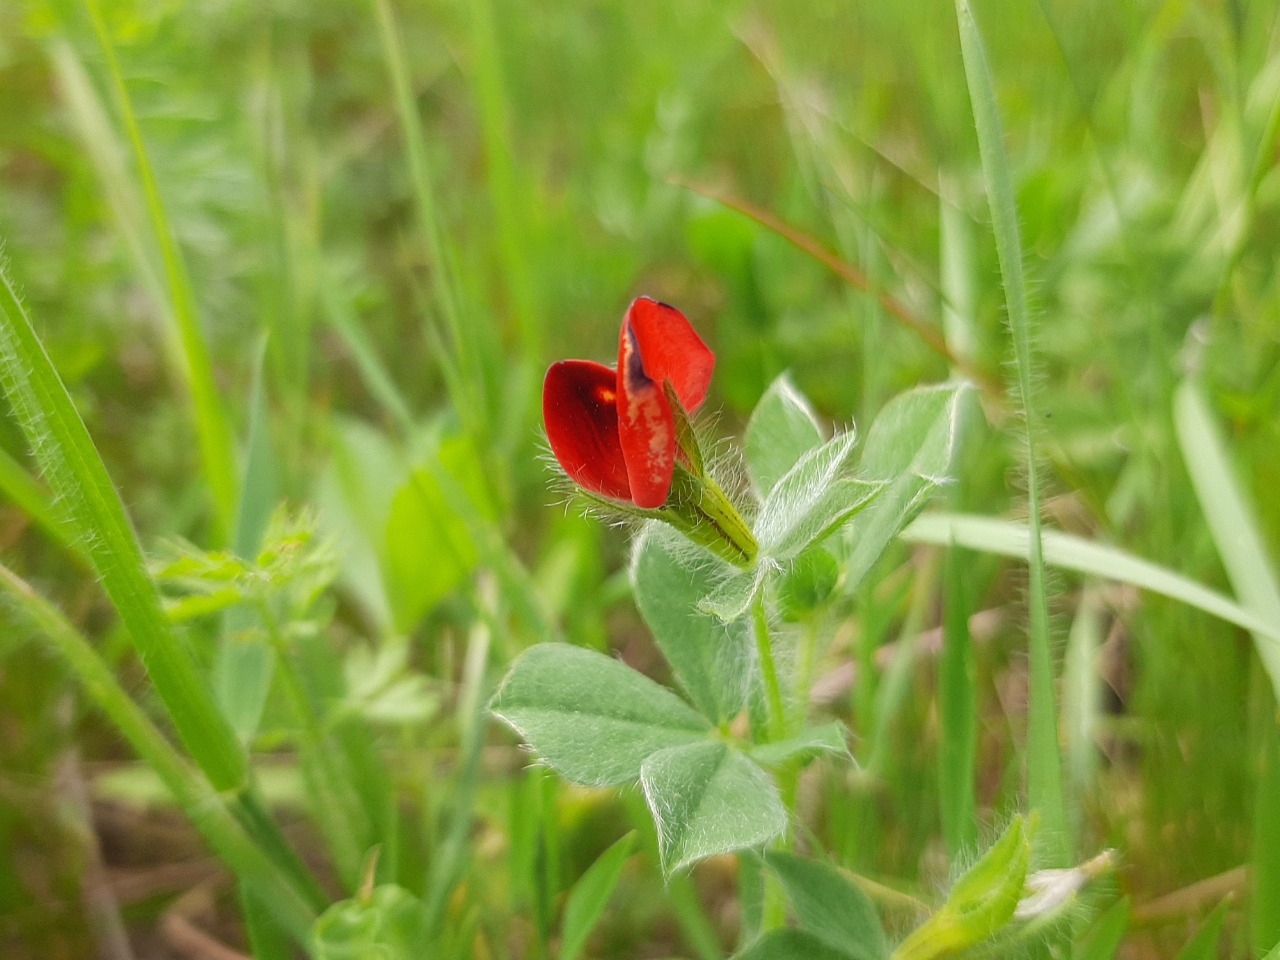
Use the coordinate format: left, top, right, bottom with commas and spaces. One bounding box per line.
890, 815, 1031, 960
660, 466, 759, 568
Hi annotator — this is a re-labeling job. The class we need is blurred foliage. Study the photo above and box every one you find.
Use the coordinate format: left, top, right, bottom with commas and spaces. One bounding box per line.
1, 0, 1279, 956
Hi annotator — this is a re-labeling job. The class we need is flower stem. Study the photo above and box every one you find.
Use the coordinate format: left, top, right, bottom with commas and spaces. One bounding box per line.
752, 591, 787, 744
751, 590, 792, 932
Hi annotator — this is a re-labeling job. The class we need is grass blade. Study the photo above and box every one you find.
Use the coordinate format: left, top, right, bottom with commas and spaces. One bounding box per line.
467, 0, 540, 357
0, 561, 315, 943
939, 189, 978, 370
1073, 897, 1129, 960
558, 832, 636, 960
1173, 379, 1280, 697
954, 0, 1067, 863
675, 179, 996, 393
939, 545, 978, 858
46, 39, 167, 321
0, 262, 246, 791
904, 513, 1280, 644
420, 603, 492, 943
216, 340, 279, 738
318, 270, 415, 434
369, 0, 483, 440
1172, 899, 1228, 960
1173, 378, 1280, 952
80, 0, 239, 539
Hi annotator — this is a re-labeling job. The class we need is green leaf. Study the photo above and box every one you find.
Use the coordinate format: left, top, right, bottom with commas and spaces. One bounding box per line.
311, 885, 423, 960
734, 928, 857, 960
748, 722, 849, 768
776, 546, 840, 622
490, 644, 711, 786
216, 341, 279, 740
317, 418, 403, 631
640, 741, 786, 873
558, 832, 636, 960
891, 816, 1030, 960
1173, 900, 1229, 960
1072, 898, 1129, 960
700, 564, 770, 623
745, 373, 825, 498
384, 431, 493, 631
843, 382, 976, 591
632, 524, 756, 722
763, 851, 887, 960
947, 815, 1030, 915
343, 643, 439, 725
756, 431, 883, 560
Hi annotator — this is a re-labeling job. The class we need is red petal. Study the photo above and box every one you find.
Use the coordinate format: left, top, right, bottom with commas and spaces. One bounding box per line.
622, 297, 715, 412
617, 321, 676, 509
543, 361, 632, 501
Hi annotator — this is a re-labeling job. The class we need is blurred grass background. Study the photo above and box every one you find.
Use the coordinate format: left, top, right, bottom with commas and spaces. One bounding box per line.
1, 0, 1279, 956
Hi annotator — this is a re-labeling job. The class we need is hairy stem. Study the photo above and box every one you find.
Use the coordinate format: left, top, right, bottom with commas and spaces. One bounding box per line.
751, 591, 790, 931
752, 592, 787, 744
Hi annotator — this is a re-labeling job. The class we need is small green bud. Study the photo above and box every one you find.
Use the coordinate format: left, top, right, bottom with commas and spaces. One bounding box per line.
312, 884, 421, 960
776, 546, 839, 620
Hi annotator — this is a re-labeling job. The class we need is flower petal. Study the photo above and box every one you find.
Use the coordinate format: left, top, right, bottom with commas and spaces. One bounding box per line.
543, 360, 632, 501
617, 324, 676, 509
622, 297, 715, 411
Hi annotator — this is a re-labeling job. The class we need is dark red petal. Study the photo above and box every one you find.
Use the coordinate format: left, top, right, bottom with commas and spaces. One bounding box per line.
617, 324, 676, 509
543, 360, 632, 502
622, 297, 715, 412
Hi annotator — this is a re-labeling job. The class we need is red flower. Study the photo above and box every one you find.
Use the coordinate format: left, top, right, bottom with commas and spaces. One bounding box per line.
543, 297, 714, 509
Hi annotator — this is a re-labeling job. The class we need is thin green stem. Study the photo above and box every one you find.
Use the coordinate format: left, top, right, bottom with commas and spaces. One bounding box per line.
750, 591, 789, 931
369, 0, 486, 445
467, 0, 540, 357
955, 0, 1068, 865
752, 592, 787, 745
256, 599, 367, 889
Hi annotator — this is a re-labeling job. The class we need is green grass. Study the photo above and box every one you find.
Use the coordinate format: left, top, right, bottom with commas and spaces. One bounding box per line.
2, 0, 1280, 956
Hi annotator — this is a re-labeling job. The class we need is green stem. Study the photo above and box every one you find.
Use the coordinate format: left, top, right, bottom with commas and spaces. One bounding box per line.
752, 592, 787, 745
257, 599, 367, 890
955, 0, 1067, 864
751, 591, 790, 931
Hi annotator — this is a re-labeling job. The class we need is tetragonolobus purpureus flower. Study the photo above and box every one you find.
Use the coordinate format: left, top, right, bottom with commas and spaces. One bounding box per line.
542, 297, 756, 565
